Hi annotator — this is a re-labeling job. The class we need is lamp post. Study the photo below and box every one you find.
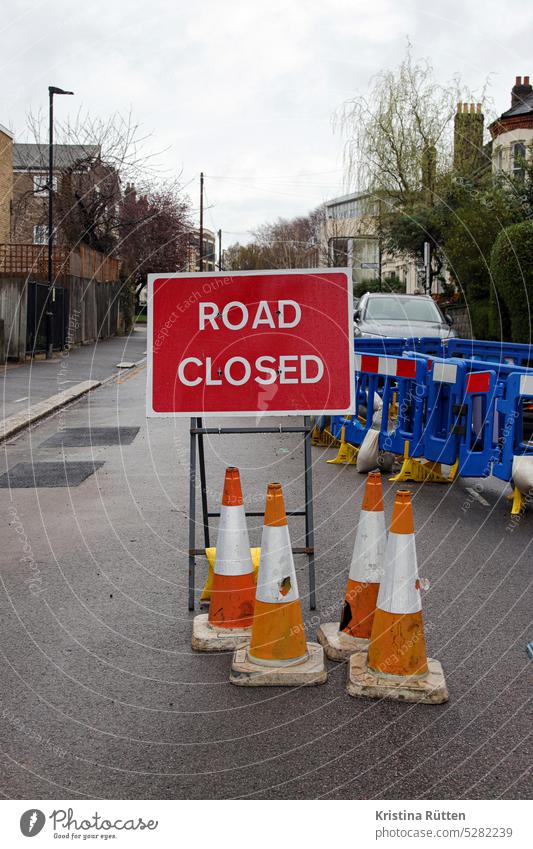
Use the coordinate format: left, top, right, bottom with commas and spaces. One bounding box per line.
46, 85, 73, 358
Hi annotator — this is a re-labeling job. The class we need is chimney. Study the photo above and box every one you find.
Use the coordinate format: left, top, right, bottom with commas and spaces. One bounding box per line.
453, 100, 485, 174
511, 75, 533, 107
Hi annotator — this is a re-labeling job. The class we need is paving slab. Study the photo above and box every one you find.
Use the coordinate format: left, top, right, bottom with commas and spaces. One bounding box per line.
0, 460, 104, 488
40, 426, 140, 448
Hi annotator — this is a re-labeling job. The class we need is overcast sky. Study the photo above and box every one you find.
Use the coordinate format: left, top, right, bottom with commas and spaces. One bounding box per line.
2, 0, 532, 247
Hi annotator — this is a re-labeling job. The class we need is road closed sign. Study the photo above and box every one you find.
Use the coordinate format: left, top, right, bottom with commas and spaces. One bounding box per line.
147, 268, 353, 416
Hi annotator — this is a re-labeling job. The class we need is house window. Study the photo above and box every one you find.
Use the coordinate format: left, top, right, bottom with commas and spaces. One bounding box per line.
33, 225, 49, 245
513, 142, 526, 181
496, 147, 504, 171
33, 173, 57, 193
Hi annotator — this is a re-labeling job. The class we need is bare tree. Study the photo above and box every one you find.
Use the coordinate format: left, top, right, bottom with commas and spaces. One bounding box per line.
119, 182, 192, 305
16, 109, 169, 252
252, 207, 324, 267
223, 207, 325, 271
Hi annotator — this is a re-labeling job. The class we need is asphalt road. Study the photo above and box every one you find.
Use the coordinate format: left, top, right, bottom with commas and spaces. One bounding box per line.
1, 364, 531, 799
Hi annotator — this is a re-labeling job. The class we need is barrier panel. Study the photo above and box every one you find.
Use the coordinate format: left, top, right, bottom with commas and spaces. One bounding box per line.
492, 372, 533, 483
409, 354, 498, 477
419, 356, 467, 467
352, 353, 428, 457
457, 368, 499, 477
445, 338, 533, 368
354, 337, 410, 356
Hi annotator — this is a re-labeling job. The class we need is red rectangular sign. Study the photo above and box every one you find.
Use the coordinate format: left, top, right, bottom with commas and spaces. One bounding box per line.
147, 269, 353, 416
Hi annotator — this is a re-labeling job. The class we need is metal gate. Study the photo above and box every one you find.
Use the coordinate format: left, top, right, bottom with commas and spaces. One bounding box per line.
26, 280, 69, 354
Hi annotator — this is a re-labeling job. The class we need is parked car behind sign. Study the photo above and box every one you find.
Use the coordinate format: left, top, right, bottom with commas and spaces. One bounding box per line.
354, 293, 455, 339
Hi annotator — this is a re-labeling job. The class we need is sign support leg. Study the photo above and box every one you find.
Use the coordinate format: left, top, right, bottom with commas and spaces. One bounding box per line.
304, 415, 316, 610
188, 418, 197, 611
197, 416, 211, 549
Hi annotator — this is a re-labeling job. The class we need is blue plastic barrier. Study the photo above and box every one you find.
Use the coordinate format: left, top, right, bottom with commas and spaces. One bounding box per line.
492, 371, 533, 482
326, 337, 533, 489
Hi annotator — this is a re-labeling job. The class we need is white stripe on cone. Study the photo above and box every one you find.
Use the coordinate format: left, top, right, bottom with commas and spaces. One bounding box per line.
348, 510, 386, 584
214, 504, 253, 576
255, 524, 300, 604
376, 531, 422, 615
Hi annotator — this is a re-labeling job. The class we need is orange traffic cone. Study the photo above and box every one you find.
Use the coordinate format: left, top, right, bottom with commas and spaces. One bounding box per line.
230, 482, 327, 686
317, 471, 386, 660
192, 467, 256, 652
347, 490, 448, 703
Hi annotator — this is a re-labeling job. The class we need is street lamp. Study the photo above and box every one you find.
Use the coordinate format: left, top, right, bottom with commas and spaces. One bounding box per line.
46, 85, 74, 358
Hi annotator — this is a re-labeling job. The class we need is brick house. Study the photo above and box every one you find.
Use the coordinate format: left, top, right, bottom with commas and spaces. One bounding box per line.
0, 124, 14, 244
0, 132, 123, 360
11, 142, 119, 249
490, 76, 533, 178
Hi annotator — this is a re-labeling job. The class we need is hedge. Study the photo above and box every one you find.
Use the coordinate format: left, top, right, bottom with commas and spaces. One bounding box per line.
490, 221, 533, 343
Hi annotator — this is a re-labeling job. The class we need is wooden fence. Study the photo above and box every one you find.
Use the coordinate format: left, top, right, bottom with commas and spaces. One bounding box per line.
0, 242, 123, 360
0, 243, 120, 283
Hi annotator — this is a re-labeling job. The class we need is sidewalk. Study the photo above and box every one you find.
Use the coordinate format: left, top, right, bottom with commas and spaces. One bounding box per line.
1, 325, 147, 422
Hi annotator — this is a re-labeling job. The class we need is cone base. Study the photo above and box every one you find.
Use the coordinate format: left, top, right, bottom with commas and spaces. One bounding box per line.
316, 622, 368, 661
230, 642, 327, 687
346, 650, 448, 704
192, 614, 251, 652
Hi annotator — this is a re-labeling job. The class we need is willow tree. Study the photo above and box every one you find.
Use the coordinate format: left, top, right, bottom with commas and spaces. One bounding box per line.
340, 47, 460, 202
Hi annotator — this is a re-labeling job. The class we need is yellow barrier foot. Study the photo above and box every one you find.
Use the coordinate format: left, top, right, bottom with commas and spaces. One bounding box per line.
311, 426, 338, 448
510, 487, 525, 515
389, 441, 451, 484
327, 426, 359, 465
448, 458, 459, 482
323, 428, 340, 447
311, 425, 322, 446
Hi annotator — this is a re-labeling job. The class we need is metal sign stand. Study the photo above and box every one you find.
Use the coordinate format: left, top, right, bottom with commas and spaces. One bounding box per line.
187, 416, 316, 611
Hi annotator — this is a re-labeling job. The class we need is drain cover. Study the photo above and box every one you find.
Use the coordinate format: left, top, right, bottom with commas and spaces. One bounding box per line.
41, 427, 140, 447
0, 461, 104, 488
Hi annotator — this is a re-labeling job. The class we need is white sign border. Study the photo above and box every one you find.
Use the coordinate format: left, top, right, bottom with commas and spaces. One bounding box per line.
146, 267, 354, 418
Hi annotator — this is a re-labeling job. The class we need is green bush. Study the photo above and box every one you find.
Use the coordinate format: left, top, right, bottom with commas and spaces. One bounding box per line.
467, 299, 489, 339
490, 221, 533, 343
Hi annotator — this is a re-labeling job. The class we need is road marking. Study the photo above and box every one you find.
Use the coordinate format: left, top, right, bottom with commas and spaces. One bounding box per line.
14, 397, 28, 403
465, 487, 490, 506
117, 364, 146, 384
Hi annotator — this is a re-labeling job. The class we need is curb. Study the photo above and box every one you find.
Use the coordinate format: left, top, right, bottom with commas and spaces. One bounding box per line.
0, 380, 101, 443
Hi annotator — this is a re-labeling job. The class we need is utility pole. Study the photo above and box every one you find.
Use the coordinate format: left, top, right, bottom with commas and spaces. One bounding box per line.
46, 85, 73, 358
217, 228, 222, 270
199, 171, 204, 272
423, 241, 431, 295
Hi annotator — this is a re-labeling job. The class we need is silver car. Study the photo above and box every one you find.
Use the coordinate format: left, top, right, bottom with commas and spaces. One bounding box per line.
354, 293, 456, 339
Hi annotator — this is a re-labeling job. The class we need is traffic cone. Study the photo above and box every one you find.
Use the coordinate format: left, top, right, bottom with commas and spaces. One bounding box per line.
192, 467, 256, 652
317, 471, 386, 660
347, 490, 448, 703
230, 482, 327, 686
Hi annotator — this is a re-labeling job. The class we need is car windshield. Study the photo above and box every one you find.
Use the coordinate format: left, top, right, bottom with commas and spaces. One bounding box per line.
364, 296, 442, 322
